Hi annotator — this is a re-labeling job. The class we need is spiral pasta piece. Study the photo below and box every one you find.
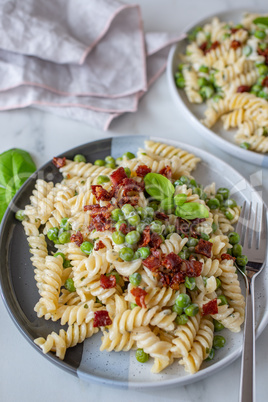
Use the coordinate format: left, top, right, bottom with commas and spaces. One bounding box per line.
171, 314, 201, 358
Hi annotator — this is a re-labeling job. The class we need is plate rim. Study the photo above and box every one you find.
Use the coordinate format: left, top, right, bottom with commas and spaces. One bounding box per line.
166, 8, 268, 168
0, 134, 267, 389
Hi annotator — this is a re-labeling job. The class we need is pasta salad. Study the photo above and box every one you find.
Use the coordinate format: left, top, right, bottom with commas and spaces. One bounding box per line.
174, 12, 268, 153
17, 140, 246, 375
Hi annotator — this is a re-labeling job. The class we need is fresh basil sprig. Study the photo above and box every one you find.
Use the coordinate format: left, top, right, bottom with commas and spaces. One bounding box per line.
253, 17, 268, 27
0, 148, 36, 222
144, 172, 209, 220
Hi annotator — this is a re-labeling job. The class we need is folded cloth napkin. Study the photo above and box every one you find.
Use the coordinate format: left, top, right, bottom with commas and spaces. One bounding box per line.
0, 0, 185, 129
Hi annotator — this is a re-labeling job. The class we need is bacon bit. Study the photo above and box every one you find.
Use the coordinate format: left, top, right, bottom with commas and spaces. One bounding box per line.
94, 240, 105, 251
257, 47, 268, 65
136, 165, 152, 177
119, 223, 129, 235
89, 214, 113, 232
117, 195, 139, 207
162, 252, 182, 270
237, 85, 251, 93
121, 178, 145, 196
142, 255, 162, 272
170, 271, 186, 289
230, 40, 241, 49
182, 259, 203, 277
110, 167, 128, 187
91, 185, 114, 201
202, 298, 218, 316
207, 40, 220, 53
93, 310, 112, 327
149, 232, 163, 249
155, 212, 169, 221
195, 239, 213, 258
70, 231, 83, 246
151, 249, 162, 259
131, 287, 147, 308
230, 27, 239, 34
100, 274, 116, 289
159, 166, 172, 179
175, 217, 205, 238
139, 226, 151, 247
262, 77, 268, 87
84, 204, 111, 217
221, 253, 236, 261
52, 157, 66, 168
199, 41, 207, 52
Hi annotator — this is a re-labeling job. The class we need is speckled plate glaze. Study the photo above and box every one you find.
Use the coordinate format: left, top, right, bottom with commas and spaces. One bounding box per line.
167, 9, 268, 168
0, 135, 267, 389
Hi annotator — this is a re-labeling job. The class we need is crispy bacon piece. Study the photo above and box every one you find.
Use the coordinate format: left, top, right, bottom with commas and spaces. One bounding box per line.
84, 204, 111, 218
151, 249, 162, 259
131, 287, 147, 308
100, 274, 116, 289
182, 259, 203, 277
159, 166, 172, 179
142, 255, 161, 272
70, 231, 84, 247
121, 178, 145, 196
149, 232, 163, 249
262, 77, 268, 87
136, 165, 151, 177
110, 167, 128, 187
52, 157, 66, 168
119, 223, 129, 235
230, 27, 239, 34
199, 41, 208, 52
195, 239, 213, 258
221, 253, 236, 261
159, 272, 171, 287
202, 298, 218, 316
230, 40, 241, 49
206, 40, 220, 53
257, 47, 268, 65
139, 226, 151, 247
117, 195, 139, 207
93, 310, 112, 327
162, 252, 182, 270
89, 214, 112, 232
155, 212, 169, 221
237, 85, 251, 93
91, 185, 114, 201
94, 240, 105, 251
170, 272, 186, 289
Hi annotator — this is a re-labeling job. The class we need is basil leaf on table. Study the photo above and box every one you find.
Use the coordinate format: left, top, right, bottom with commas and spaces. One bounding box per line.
175, 202, 209, 220
253, 17, 268, 27
144, 173, 174, 201
0, 148, 36, 222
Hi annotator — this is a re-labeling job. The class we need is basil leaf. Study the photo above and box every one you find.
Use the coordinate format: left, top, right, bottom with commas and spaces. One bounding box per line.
175, 202, 209, 220
174, 193, 187, 206
144, 173, 174, 201
0, 148, 36, 222
160, 197, 175, 213
253, 17, 268, 27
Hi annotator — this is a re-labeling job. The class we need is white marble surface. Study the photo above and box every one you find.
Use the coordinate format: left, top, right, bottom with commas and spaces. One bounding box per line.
0, 0, 268, 401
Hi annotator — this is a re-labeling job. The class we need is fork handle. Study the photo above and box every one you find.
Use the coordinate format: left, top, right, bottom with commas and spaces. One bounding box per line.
239, 274, 255, 402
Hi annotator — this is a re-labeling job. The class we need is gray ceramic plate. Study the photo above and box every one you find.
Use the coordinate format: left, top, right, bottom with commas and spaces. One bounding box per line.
0, 135, 267, 389
167, 9, 268, 168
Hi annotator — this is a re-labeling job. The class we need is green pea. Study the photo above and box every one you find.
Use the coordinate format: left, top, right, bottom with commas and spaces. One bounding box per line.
218, 295, 228, 306
47, 227, 59, 242
150, 221, 163, 234
212, 94, 223, 103
215, 193, 224, 203
213, 335, 226, 350
105, 162, 116, 169
176, 314, 189, 325
136, 222, 147, 234
254, 30, 266, 39
232, 244, 243, 257
228, 232, 240, 245
135, 206, 147, 220
263, 127, 268, 137
176, 64, 184, 72
172, 304, 184, 315
145, 207, 155, 219
257, 75, 266, 86
119, 247, 134, 261
205, 348, 215, 361
259, 42, 267, 51
129, 272, 142, 286
123, 152, 135, 160
257, 64, 268, 76
107, 270, 120, 284
80, 241, 94, 254
216, 278, 221, 289
227, 248, 233, 256
201, 232, 210, 241
115, 157, 123, 165
115, 220, 127, 231
213, 319, 224, 332
178, 250, 188, 260
185, 277, 196, 291
136, 246, 151, 259
212, 222, 218, 233
127, 212, 141, 227
73, 154, 86, 163
250, 84, 262, 95
15, 210, 25, 221
165, 224, 175, 235
222, 33, 231, 40
54, 252, 65, 261
148, 201, 160, 211
58, 231, 71, 244
198, 77, 209, 87
136, 348, 149, 363
175, 73, 185, 88
243, 45, 252, 56
199, 85, 214, 99
207, 198, 220, 210
175, 293, 191, 309
111, 208, 124, 222
60, 218, 71, 231
223, 199, 237, 208
258, 90, 268, 100
188, 26, 202, 41
121, 204, 135, 218
184, 303, 199, 317
193, 187, 202, 197
126, 230, 140, 245
199, 65, 209, 73
94, 159, 105, 166
186, 237, 199, 247
124, 167, 131, 178
131, 303, 138, 309
112, 231, 125, 245
217, 187, 229, 200
236, 255, 248, 267
97, 175, 110, 185
225, 210, 234, 221
63, 259, 72, 268
105, 156, 115, 164
65, 278, 76, 292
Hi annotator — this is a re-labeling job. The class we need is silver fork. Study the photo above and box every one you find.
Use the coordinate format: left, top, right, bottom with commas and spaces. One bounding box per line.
236, 201, 267, 402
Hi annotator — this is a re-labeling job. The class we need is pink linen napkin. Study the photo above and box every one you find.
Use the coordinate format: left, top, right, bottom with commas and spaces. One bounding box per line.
0, 0, 185, 129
